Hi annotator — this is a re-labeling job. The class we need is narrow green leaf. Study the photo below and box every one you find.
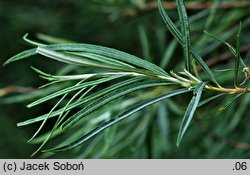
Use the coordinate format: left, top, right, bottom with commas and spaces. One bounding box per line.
3, 48, 37, 66
36, 47, 168, 78
176, 0, 192, 72
18, 77, 145, 126
219, 93, 243, 111
55, 86, 96, 127
176, 82, 206, 146
157, 0, 182, 43
0, 86, 64, 105
5, 43, 169, 77
214, 68, 234, 72
138, 25, 151, 61
36, 47, 115, 69
43, 88, 191, 152
27, 76, 121, 108
68, 52, 134, 69
160, 40, 178, 69
31, 67, 50, 77
23, 33, 46, 47
195, 0, 220, 48
32, 66, 144, 82
190, 49, 219, 86
204, 0, 220, 30
30, 128, 62, 144
44, 44, 169, 76
204, 30, 246, 68
28, 94, 67, 143
157, 102, 169, 147
61, 80, 175, 130
235, 22, 242, 87
157, 0, 219, 86
192, 60, 201, 80
30, 86, 92, 156
36, 33, 74, 44
198, 93, 225, 107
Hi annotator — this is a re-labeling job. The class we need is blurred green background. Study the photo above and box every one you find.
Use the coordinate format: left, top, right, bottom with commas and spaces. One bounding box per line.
0, 0, 250, 158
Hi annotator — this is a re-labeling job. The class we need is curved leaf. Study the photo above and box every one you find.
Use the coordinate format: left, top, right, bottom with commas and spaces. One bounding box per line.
17, 77, 145, 126
61, 80, 176, 130
27, 76, 121, 108
3, 48, 36, 66
198, 93, 225, 107
235, 22, 242, 87
157, 0, 219, 86
219, 93, 243, 111
5, 43, 169, 77
43, 88, 191, 152
176, 0, 192, 71
177, 82, 206, 146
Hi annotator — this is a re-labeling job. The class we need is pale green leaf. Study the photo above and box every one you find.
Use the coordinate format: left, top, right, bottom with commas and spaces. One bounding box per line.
219, 93, 243, 111
235, 22, 242, 87
176, 82, 206, 146
5, 43, 169, 77
43, 88, 191, 152
3, 48, 36, 66
204, 30, 246, 68
61, 80, 175, 130
176, 0, 192, 71
17, 77, 145, 126
198, 93, 225, 107
27, 76, 121, 108
157, 0, 219, 86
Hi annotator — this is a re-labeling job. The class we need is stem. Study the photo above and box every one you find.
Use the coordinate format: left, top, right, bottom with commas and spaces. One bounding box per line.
206, 85, 250, 94
118, 70, 250, 94
142, 1, 250, 11
158, 71, 250, 94
0, 86, 35, 96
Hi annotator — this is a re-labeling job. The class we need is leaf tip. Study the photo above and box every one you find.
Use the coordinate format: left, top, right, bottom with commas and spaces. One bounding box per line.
3, 59, 11, 66
218, 106, 226, 111
60, 123, 69, 131
176, 140, 181, 147
23, 33, 29, 40
26, 104, 32, 108
27, 138, 33, 143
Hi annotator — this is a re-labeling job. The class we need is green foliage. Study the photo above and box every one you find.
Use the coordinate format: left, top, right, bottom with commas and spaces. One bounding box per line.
44, 88, 191, 153
176, 0, 192, 72
157, 0, 219, 86
177, 82, 206, 146
1, 0, 250, 158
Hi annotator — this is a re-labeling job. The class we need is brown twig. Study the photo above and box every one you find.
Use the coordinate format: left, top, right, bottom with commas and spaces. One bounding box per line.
206, 86, 250, 94
0, 86, 35, 97
141, 1, 250, 11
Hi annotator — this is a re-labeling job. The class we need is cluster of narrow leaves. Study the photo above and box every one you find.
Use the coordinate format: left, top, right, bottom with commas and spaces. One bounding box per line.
3, 0, 249, 156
